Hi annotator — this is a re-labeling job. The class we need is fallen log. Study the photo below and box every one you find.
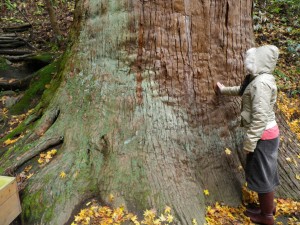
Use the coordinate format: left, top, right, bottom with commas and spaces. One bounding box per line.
0, 33, 17, 38
0, 38, 37, 50
0, 49, 34, 56
0, 42, 26, 49
0, 40, 21, 44
15, 37, 37, 50
2, 24, 32, 33
3, 54, 35, 62
0, 37, 17, 41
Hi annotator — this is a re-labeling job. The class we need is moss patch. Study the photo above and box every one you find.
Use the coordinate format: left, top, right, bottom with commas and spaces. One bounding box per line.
22, 190, 45, 223
0, 57, 10, 71
27, 53, 57, 64
9, 59, 61, 115
0, 122, 32, 143
25, 53, 58, 72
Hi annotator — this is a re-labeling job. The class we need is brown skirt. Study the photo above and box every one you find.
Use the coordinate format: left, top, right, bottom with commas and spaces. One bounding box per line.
245, 137, 280, 193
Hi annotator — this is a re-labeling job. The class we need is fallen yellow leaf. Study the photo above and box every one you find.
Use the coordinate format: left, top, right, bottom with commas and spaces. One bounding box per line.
159, 214, 166, 222
280, 137, 284, 141
192, 218, 198, 225
164, 206, 171, 214
50, 149, 57, 155
4, 138, 18, 146
38, 158, 44, 164
225, 148, 231, 155
144, 209, 155, 218
131, 215, 138, 222
204, 189, 210, 196
109, 193, 114, 202
26, 173, 34, 179
45, 154, 52, 159
60, 171, 66, 178
166, 214, 174, 223
24, 165, 32, 172
153, 219, 161, 225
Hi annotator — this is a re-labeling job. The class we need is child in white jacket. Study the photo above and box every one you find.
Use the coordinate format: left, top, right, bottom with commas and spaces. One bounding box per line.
217, 45, 280, 225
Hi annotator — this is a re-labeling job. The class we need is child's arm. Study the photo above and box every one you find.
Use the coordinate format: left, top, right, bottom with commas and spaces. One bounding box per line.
217, 82, 240, 96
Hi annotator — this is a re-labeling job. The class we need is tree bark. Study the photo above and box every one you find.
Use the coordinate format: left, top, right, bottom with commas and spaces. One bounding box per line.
1, 0, 299, 225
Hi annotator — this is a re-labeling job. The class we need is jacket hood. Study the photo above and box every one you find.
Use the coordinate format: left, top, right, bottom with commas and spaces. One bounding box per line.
245, 45, 279, 76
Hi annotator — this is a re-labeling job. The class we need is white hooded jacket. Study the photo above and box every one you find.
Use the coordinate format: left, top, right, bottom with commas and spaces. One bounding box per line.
220, 45, 279, 152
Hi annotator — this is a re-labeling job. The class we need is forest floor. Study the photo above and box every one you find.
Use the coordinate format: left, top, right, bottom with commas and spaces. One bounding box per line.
0, 0, 74, 52
0, 0, 300, 225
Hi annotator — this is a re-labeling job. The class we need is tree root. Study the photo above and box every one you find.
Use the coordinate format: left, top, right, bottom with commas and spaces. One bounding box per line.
4, 54, 35, 62
26, 108, 60, 143
24, 110, 43, 126
5, 135, 64, 175
2, 24, 32, 33
0, 74, 35, 90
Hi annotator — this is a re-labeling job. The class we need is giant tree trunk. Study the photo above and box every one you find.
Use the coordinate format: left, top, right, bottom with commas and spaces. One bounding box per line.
1, 0, 300, 224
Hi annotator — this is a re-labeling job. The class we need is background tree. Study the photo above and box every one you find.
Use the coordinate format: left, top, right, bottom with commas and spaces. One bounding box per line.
1, 0, 299, 224
44, 0, 63, 43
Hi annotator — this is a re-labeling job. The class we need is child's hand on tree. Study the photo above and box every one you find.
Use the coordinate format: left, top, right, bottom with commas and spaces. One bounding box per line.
216, 82, 225, 93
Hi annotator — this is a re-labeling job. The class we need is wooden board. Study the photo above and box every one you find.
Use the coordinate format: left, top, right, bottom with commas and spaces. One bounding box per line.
0, 176, 22, 225
0, 193, 22, 225
0, 176, 15, 203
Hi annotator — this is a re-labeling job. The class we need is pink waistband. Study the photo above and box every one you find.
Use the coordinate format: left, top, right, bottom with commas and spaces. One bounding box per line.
261, 125, 279, 140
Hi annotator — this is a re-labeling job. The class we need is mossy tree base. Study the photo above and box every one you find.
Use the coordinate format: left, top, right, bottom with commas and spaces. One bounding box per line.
0, 53, 56, 91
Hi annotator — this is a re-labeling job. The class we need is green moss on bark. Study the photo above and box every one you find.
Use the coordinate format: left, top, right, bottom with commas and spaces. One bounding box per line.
26, 53, 57, 65
22, 190, 45, 223
10, 60, 61, 115
0, 122, 34, 143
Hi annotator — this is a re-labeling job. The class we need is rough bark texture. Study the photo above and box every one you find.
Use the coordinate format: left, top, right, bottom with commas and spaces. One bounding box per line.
1, 0, 300, 225
276, 111, 300, 199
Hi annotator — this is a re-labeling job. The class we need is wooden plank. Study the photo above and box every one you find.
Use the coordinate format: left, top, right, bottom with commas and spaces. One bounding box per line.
0, 193, 22, 225
0, 176, 14, 190
0, 176, 16, 206
0, 176, 22, 225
